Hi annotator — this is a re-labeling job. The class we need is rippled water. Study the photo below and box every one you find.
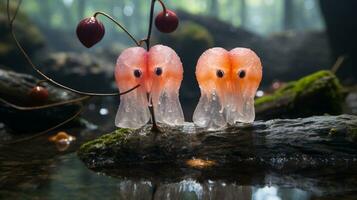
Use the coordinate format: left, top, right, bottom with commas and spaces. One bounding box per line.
0, 98, 356, 200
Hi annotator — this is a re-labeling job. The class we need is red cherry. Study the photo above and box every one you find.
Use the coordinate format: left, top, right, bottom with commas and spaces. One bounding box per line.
76, 17, 105, 48
155, 9, 179, 33
29, 86, 49, 102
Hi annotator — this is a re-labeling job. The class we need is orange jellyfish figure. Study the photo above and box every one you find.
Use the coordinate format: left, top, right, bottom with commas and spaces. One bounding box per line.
193, 47, 262, 130
115, 45, 184, 129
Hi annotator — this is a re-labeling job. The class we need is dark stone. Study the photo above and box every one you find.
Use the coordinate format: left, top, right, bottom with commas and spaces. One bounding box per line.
0, 68, 83, 132
38, 52, 115, 92
78, 114, 357, 176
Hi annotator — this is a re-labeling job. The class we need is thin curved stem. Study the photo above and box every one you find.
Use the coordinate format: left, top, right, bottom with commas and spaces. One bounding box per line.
0, 95, 90, 110
145, 0, 157, 50
0, 104, 85, 145
157, 0, 167, 13
93, 11, 141, 47
145, 0, 161, 132
6, 0, 140, 97
7, 0, 22, 26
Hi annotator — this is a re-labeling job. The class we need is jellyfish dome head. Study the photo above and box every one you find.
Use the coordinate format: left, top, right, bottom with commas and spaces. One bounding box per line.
115, 47, 148, 92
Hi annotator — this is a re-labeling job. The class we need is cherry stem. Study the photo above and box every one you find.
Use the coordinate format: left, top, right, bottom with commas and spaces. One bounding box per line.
144, 0, 156, 51
93, 11, 141, 47
157, 0, 167, 14
6, 0, 140, 97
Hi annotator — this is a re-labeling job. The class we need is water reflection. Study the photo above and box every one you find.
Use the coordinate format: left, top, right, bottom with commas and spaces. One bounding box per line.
253, 186, 281, 200
114, 179, 310, 200
45, 154, 311, 200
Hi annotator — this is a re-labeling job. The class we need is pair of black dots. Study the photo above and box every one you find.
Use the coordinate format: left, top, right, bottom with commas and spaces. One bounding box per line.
133, 67, 163, 78
216, 69, 246, 79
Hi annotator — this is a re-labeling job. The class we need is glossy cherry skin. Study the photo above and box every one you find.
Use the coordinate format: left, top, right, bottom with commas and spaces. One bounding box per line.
29, 86, 49, 102
76, 17, 105, 48
155, 9, 179, 33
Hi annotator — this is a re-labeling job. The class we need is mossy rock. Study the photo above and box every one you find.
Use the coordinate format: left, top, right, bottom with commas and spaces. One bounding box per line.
78, 115, 357, 172
255, 70, 345, 119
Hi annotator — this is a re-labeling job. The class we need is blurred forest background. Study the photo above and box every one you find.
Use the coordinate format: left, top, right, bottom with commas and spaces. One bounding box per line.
1, 0, 356, 119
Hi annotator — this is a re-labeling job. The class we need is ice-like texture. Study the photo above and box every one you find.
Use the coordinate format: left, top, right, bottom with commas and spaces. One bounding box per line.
148, 45, 184, 126
115, 45, 184, 129
193, 47, 262, 130
229, 48, 262, 123
115, 47, 150, 129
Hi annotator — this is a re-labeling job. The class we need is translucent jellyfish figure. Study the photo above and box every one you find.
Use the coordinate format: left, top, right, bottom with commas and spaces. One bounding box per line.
114, 45, 185, 129
193, 47, 262, 130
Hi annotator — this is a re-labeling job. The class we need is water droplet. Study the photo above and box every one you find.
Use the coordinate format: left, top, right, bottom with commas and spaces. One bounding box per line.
256, 90, 264, 97
99, 108, 109, 115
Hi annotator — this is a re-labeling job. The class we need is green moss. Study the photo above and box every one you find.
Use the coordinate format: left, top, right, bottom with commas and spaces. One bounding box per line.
328, 128, 338, 137
78, 128, 132, 155
255, 70, 344, 115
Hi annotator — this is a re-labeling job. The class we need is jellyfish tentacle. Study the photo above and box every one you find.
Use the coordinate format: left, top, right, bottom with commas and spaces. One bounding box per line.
193, 88, 227, 130
225, 81, 244, 125
115, 86, 151, 128
152, 82, 184, 125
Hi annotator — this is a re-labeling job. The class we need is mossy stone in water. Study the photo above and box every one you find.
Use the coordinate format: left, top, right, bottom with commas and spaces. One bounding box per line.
255, 70, 344, 119
78, 115, 357, 171
78, 128, 131, 156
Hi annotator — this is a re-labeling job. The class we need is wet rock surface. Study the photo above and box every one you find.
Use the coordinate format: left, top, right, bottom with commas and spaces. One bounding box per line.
0, 68, 83, 132
78, 114, 357, 177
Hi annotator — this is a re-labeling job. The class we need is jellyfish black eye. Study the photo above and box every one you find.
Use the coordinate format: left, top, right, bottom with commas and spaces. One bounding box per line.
133, 69, 142, 78
238, 70, 246, 79
216, 69, 224, 78
155, 67, 163, 76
